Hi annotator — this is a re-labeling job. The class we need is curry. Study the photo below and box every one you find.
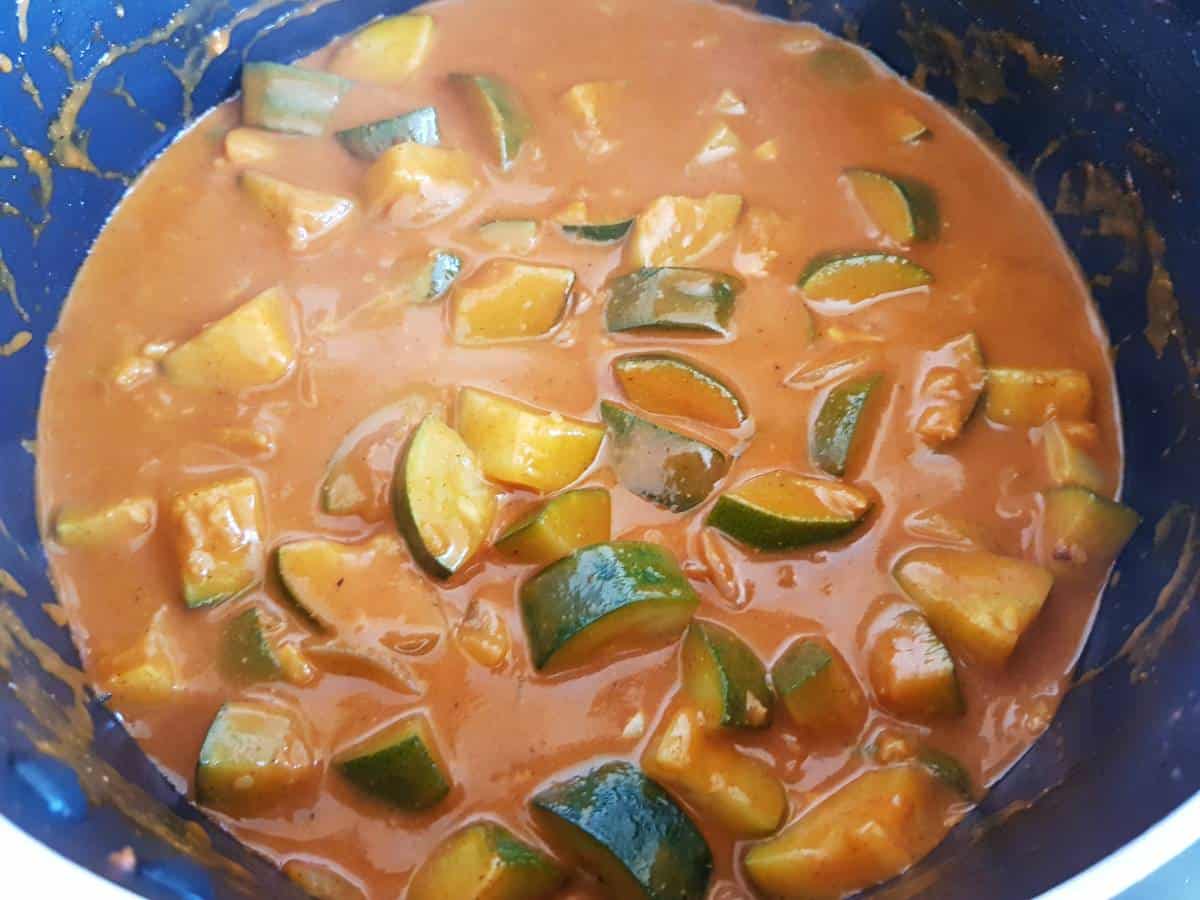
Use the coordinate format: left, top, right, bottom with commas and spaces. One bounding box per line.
36, 0, 1139, 897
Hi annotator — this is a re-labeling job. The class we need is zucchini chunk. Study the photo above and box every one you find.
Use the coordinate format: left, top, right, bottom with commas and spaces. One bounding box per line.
408, 821, 565, 900
613, 354, 746, 429
456, 388, 605, 493
452, 260, 575, 344
772, 636, 867, 741
169, 475, 265, 608
477, 219, 539, 255
1041, 420, 1107, 493
103, 609, 182, 707
495, 488, 612, 566
811, 374, 883, 476
913, 332, 986, 446
531, 761, 712, 900
163, 287, 295, 390
893, 547, 1053, 666
706, 471, 872, 551
241, 62, 346, 136
330, 15, 435, 84
520, 541, 699, 672
53, 496, 155, 548
219, 607, 281, 682
681, 620, 773, 730
240, 171, 356, 252
600, 402, 729, 513
283, 861, 365, 900
335, 106, 440, 160
630, 193, 743, 267
1040, 486, 1139, 576
365, 250, 463, 310
276, 536, 445, 640
744, 765, 957, 899
916, 747, 975, 800
363, 143, 479, 226
196, 701, 314, 815
393, 416, 497, 579
799, 252, 932, 303
451, 73, 533, 171
335, 714, 451, 811
562, 80, 625, 156
642, 706, 787, 837
984, 367, 1092, 427
843, 169, 939, 244
606, 267, 742, 337
320, 388, 447, 520
868, 610, 963, 720
560, 215, 634, 243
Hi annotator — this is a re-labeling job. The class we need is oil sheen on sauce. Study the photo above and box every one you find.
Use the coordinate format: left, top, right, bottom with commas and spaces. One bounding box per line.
36, 0, 1125, 896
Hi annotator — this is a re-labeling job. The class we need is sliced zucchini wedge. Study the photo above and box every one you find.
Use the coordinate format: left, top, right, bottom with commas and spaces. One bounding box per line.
600, 402, 729, 513
363, 143, 479, 226
451, 73, 533, 171
241, 62, 346, 136
913, 332, 986, 446
984, 367, 1092, 427
219, 607, 282, 682
811, 374, 883, 476
772, 636, 867, 742
452, 260, 575, 344
706, 471, 872, 552
606, 267, 742, 337
335, 714, 451, 811
335, 106, 440, 160
613, 354, 746, 429
495, 488, 612, 566
681, 620, 773, 730
169, 475, 265, 608
408, 821, 565, 900
330, 15, 435, 84
799, 252, 932, 304
844, 169, 939, 244
393, 416, 497, 579
240, 171, 356, 252
1040, 486, 1139, 577
629, 193, 743, 267
531, 761, 712, 900
520, 541, 699, 672
868, 610, 964, 721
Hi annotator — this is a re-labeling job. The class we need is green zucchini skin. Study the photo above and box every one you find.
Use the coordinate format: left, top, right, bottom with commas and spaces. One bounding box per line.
531, 761, 713, 900
562, 220, 634, 243
335, 106, 441, 160
520, 541, 699, 671
811, 375, 882, 476
605, 268, 742, 336
241, 62, 347, 136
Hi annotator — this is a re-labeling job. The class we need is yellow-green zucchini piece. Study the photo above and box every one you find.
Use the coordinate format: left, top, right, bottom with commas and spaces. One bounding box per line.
1041, 486, 1139, 576
53, 496, 155, 548
363, 143, 479, 225
283, 861, 366, 900
477, 219, 539, 255
451, 73, 533, 171
630, 193, 743, 267
681, 620, 773, 730
169, 475, 265, 608
868, 610, 963, 721
799, 252, 932, 303
219, 608, 281, 682
744, 765, 957, 899
1041, 419, 1107, 493
335, 714, 451, 811
495, 489, 612, 566
613, 354, 745, 429
330, 15, 435, 84
893, 547, 1053, 666
606, 268, 742, 337
984, 367, 1093, 427
407, 821, 565, 900
163, 287, 296, 390
241, 62, 346, 136
335, 106, 440, 160
642, 706, 787, 838
600, 402, 729, 513
393, 416, 497, 579
772, 636, 867, 741
531, 761, 712, 900
240, 171, 356, 252
520, 541, 699, 672
195, 701, 313, 815
456, 388, 605, 493
844, 169, 939, 243
811, 374, 883, 476
706, 471, 872, 551
103, 609, 182, 707
452, 260, 575, 344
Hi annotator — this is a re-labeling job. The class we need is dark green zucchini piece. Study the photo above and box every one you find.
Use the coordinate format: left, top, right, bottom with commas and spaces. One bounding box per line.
335, 714, 451, 811
531, 761, 712, 900
606, 267, 742, 336
451, 73, 532, 170
407, 821, 565, 900
811, 375, 883, 476
772, 637, 867, 741
520, 541, 699, 672
335, 106, 440, 160
241, 62, 346, 136
600, 402, 729, 513
562, 219, 634, 243
219, 608, 281, 682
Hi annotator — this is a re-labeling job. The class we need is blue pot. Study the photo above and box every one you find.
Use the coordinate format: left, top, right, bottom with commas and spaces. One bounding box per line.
1, 2, 1197, 897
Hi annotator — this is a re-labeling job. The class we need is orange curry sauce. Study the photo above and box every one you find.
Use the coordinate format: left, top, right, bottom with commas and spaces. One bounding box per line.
37, 0, 1126, 897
